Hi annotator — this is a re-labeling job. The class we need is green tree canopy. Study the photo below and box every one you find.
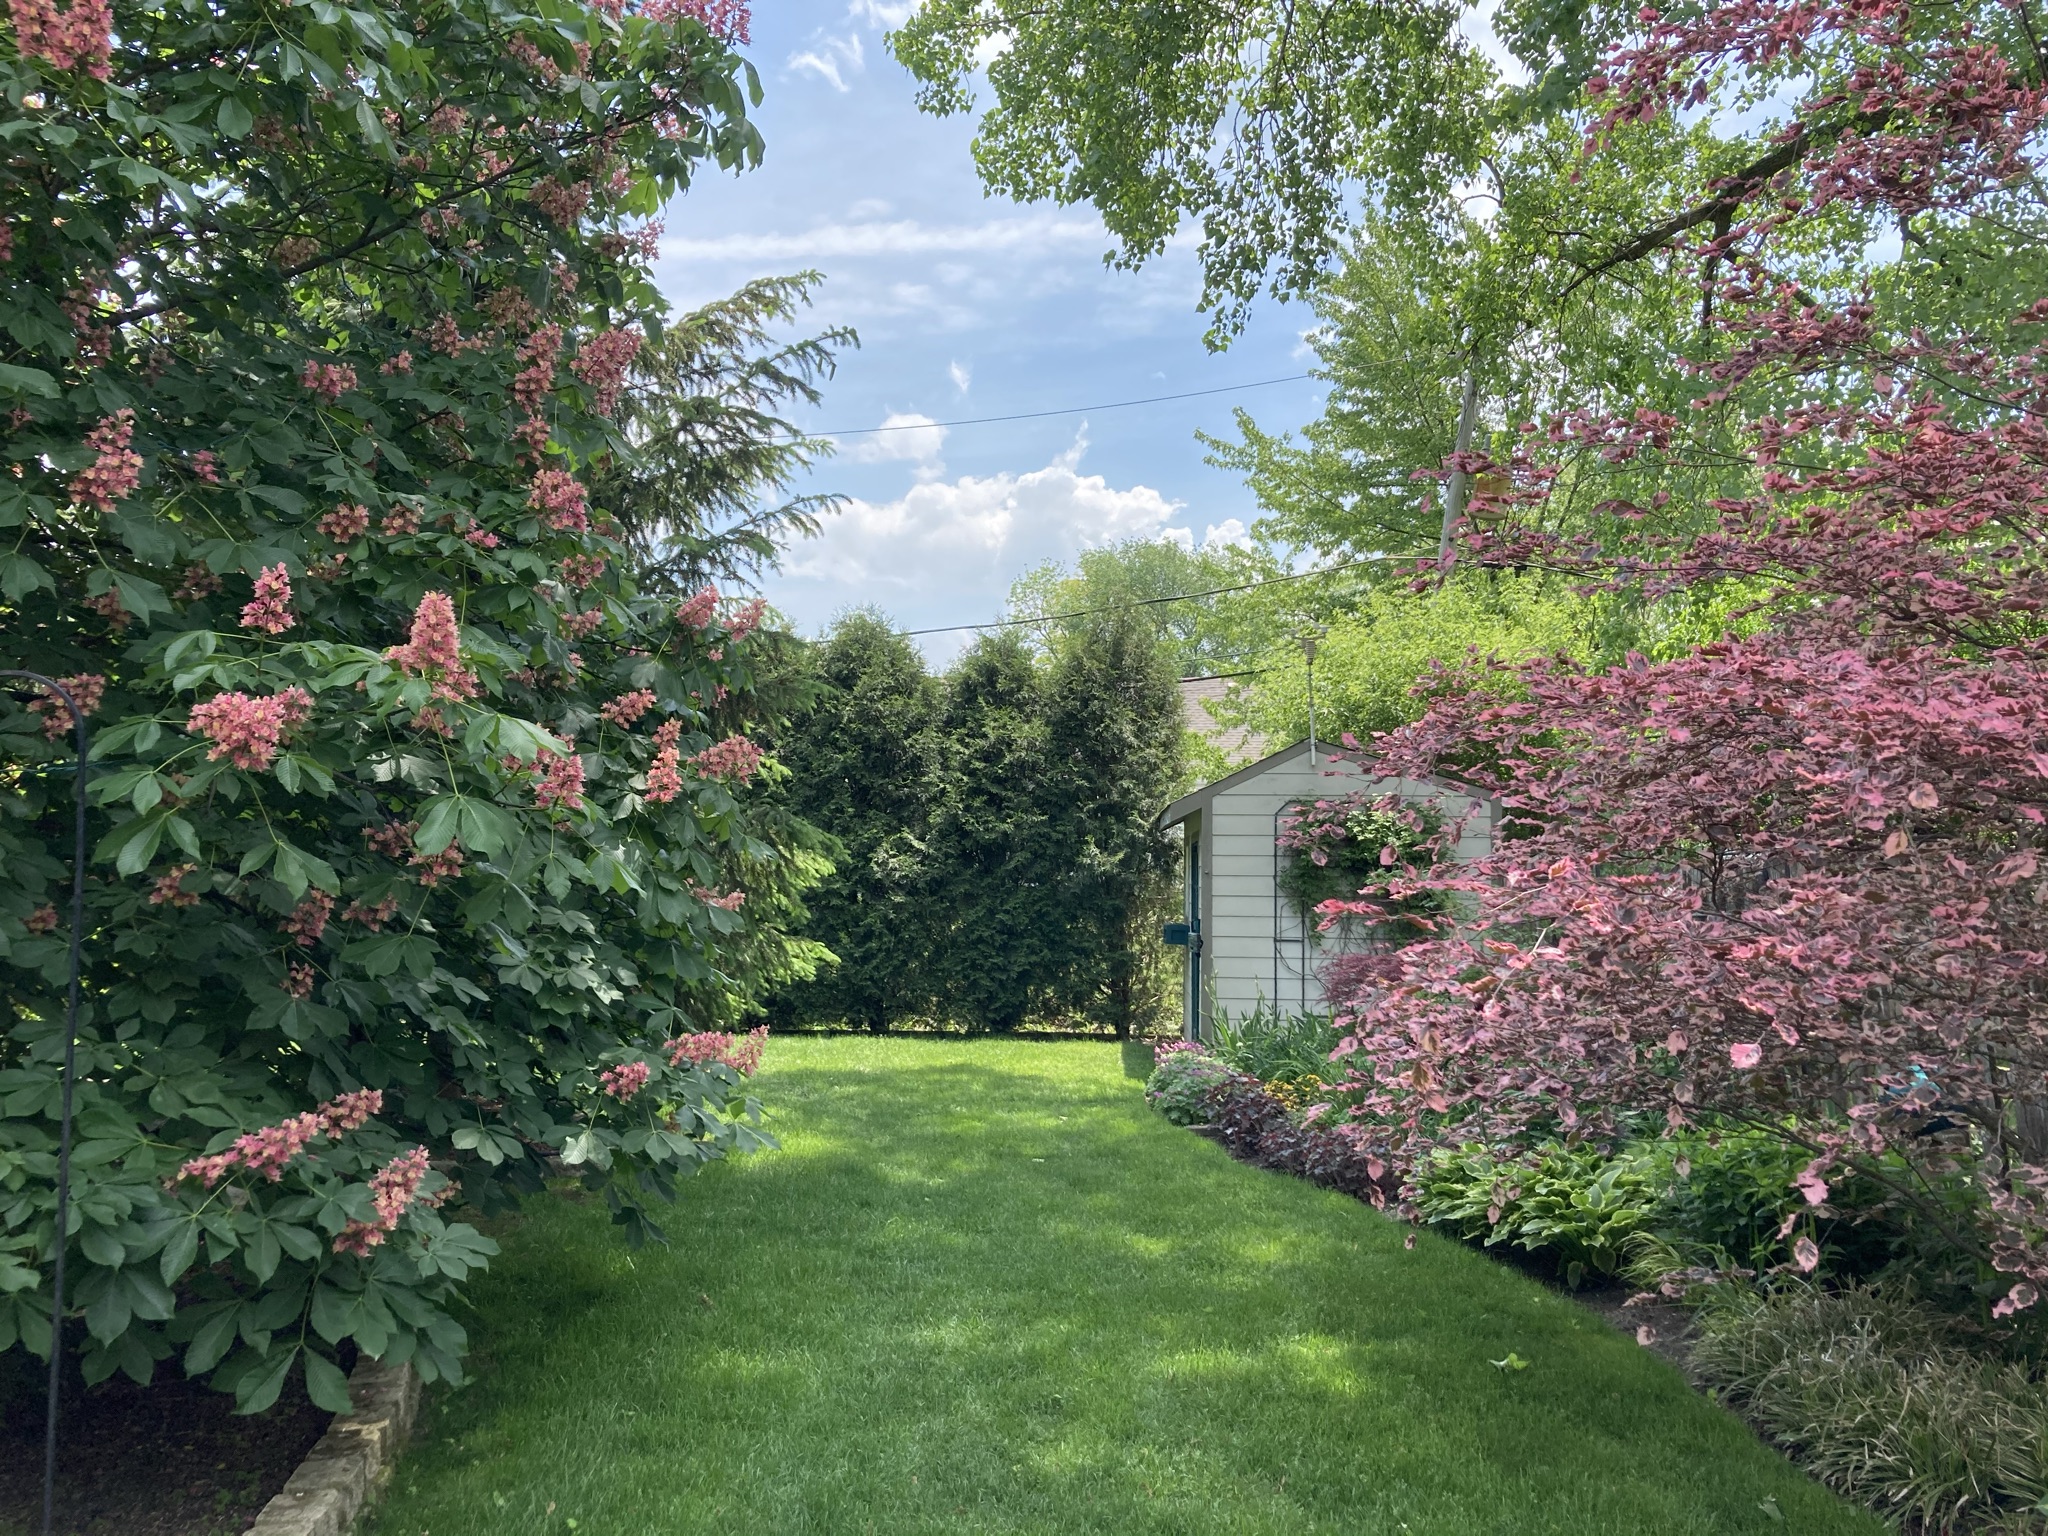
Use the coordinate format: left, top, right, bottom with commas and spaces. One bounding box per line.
771, 612, 945, 1030
1, 0, 803, 1405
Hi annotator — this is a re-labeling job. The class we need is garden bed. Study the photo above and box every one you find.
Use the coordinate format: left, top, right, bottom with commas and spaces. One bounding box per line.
0, 1351, 332, 1536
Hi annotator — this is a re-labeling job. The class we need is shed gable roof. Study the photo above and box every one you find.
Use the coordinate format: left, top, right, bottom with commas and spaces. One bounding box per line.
1158, 738, 1324, 828
1158, 740, 1486, 830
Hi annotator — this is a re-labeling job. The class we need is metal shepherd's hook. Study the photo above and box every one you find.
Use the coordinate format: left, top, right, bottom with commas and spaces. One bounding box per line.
2, 671, 91, 1536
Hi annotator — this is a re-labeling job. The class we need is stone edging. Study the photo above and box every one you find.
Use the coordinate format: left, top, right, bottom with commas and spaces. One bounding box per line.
243, 1357, 419, 1536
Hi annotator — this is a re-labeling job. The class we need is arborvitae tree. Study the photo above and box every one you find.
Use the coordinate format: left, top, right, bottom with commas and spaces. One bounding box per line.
772, 612, 944, 1029
1040, 608, 1187, 1036
923, 633, 1058, 1031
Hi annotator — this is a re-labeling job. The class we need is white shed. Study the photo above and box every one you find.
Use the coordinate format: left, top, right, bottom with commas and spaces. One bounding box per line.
1157, 740, 1494, 1040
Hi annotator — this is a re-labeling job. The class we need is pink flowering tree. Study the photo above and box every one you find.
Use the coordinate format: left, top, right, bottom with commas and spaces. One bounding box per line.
0, 0, 812, 1410
1315, 0, 2048, 1319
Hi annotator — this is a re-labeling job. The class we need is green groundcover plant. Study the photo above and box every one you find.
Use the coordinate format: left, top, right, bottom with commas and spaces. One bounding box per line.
1143, 1043, 1237, 1125
0, 0, 800, 1411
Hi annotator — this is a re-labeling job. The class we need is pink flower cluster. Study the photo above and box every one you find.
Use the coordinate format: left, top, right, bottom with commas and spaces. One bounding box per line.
560, 606, 605, 639
342, 894, 400, 931
691, 734, 763, 785
692, 885, 745, 911
464, 526, 501, 548
24, 905, 58, 935
600, 689, 656, 728
529, 178, 592, 226
190, 450, 221, 484
725, 598, 766, 641
239, 563, 295, 634
283, 961, 315, 997
364, 819, 418, 858
319, 503, 370, 541
7, 0, 113, 75
281, 888, 334, 947
384, 591, 479, 702
675, 586, 718, 628
28, 672, 104, 739
529, 469, 589, 532
529, 745, 586, 811
176, 1089, 383, 1187
425, 313, 484, 354
645, 0, 750, 43
300, 360, 358, 402
186, 686, 313, 771
334, 1147, 439, 1257
148, 864, 200, 908
598, 1060, 651, 1100
513, 325, 561, 411
664, 1024, 767, 1075
68, 409, 141, 511
175, 564, 222, 601
645, 718, 683, 803
410, 839, 464, 887
381, 504, 421, 536
559, 554, 607, 588
570, 328, 641, 416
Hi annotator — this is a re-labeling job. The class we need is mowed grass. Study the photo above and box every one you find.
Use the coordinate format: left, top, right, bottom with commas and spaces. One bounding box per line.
368, 1037, 1878, 1536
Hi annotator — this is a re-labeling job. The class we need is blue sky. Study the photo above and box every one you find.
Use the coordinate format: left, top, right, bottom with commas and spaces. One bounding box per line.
654, 0, 1329, 659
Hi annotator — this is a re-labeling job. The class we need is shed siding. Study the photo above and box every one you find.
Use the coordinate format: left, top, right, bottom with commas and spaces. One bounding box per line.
1182, 742, 1493, 1038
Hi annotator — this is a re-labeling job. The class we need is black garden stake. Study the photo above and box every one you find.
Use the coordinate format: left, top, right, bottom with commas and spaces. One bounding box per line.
1, 672, 92, 1536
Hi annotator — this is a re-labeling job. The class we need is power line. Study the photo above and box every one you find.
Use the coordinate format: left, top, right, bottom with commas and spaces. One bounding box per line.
783, 373, 1313, 440
900, 552, 1426, 638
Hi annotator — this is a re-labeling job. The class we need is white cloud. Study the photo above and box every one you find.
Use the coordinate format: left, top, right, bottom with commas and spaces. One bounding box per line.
847, 0, 915, 26
1457, 0, 1531, 85
661, 213, 1106, 265
948, 360, 971, 394
1156, 517, 1253, 554
846, 197, 893, 219
785, 436, 1183, 588
787, 32, 864, 91
837, 412, 948, 477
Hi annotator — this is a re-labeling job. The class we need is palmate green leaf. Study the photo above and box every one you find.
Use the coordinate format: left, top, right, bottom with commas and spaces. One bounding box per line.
158, 1219, 200, 1286
217, 95, 255, 138
99, 810, 167, 875
301, 1348, 355, 1413
183, 1307, 240, 1376
232, 1344, 298, 1416
0, 0, 813, 1407
0, 551, 53, 599
0, 362, 59, 396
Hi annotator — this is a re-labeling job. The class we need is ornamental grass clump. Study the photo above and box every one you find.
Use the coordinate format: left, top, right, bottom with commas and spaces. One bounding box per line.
1691, 1286, 2048, 1532
1210, 1000, 1342, 1085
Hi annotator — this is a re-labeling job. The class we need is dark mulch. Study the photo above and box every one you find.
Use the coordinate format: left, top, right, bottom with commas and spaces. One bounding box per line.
1573, 1283, 1700, 1375
0, 1350, 333, 1536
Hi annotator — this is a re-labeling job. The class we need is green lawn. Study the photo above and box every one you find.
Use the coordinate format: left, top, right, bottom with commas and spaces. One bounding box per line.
368, 1037, 1878, 1536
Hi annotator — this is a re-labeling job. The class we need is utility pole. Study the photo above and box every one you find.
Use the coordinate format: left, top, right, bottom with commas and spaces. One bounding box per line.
1439, 349, 1481, 562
